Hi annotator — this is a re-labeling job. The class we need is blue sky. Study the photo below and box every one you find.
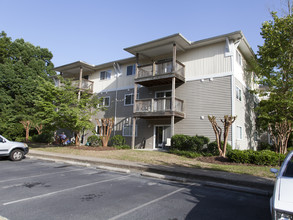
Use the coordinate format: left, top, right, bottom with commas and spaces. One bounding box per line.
0, 0, 281, 67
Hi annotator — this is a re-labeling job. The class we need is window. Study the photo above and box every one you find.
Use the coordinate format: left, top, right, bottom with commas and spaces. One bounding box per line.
98, 96, 110, 107
126, 64, 136, 76
96, 125, 109, 136
155, 91, 171, 98
124, 93, 139, 106
123, 125, 137, 137
236, 126, 243, 140
236, 50, 242, 66
236, 86, 242, 101
100, 70, 111, 80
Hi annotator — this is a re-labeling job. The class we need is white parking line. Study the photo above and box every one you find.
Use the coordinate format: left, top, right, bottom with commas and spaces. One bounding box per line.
108, 186, 190, 220
3, 175, 130, 206
0, 168, 85, 184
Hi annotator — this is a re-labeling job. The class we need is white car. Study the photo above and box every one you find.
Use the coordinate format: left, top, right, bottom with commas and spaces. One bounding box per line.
0, 135, 29, 161
270, 151, 293, 220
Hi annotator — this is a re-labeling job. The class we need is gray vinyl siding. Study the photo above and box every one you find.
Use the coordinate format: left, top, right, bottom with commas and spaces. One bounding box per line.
86, 88, 151, 148
175, 76, 232, 142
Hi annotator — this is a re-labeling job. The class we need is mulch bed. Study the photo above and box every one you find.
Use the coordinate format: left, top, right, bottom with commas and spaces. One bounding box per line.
196, 156, 235, 165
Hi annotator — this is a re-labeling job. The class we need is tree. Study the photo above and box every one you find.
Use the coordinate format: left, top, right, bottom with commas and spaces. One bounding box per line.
34, 77, 101, 145
252, 6, 293, 154
20, 120, 32, 142
0, 31, 55, 140
96, 118, 114, 147
208, 115, 236, 157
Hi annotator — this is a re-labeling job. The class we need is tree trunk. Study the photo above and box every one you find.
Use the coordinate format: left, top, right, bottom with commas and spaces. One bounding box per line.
20, 120, 32, 142
96, 118, 114, 147
75, 132, 80, 146
208, 115, 236, 158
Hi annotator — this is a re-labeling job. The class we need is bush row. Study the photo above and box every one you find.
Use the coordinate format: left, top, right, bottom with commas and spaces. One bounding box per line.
170, 134, 232, 156
171, 134, 209, 152
87, 135, 130, 149
227, 150, 286, 166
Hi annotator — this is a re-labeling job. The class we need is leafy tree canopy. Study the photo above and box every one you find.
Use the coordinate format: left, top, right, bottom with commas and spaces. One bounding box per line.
252, 6, 293, 153
34, 77, 101, 145
0, 31, 55, 139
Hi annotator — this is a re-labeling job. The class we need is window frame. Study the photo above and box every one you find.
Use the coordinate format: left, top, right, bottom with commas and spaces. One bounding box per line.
124, 93, 139, 106
100, 70, 111, 80
236, 126, 243, 140
122, 124, 137, 137
236, 50, 242, 66
155, 90, 172, 98
126, 64, 136, 76
236, 86, 242, 101
98, 96, 110, 108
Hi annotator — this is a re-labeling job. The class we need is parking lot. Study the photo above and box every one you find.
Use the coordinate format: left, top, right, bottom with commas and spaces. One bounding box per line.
0, 158, 270, 220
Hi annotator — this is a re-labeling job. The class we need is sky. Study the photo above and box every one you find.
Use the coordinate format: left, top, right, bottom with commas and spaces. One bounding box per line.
0, 0, 285, 67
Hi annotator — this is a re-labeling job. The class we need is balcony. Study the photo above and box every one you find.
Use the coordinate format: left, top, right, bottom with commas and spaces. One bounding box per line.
71, 79, 94, 94
133, 97, 185, 118
135, 60, 185, 87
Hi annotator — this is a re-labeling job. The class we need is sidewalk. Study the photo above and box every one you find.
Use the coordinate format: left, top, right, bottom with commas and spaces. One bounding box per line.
28, 149, 275, 196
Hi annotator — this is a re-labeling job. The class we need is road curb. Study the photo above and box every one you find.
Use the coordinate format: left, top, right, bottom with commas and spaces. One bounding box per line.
27, 151, 274, 196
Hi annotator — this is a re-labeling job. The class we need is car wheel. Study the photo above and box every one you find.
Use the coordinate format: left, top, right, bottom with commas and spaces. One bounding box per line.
9, 149, 24, 161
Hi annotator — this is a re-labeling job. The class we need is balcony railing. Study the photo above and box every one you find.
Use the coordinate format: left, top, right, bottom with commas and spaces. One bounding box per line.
71, 79, 94, 93
137, 60, 185, 79
134, 97, 184, 118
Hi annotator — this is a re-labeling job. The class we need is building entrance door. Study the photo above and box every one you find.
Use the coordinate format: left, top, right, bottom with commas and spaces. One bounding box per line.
155, 126, 171, 148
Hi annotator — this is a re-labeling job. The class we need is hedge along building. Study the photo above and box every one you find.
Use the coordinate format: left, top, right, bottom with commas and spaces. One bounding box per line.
54, 31, 258, 150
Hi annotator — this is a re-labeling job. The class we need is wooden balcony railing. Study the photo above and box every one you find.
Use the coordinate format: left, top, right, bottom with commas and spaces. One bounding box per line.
134, 97, 184, 118
137, 60, 185, 79
71, 79, 94, 93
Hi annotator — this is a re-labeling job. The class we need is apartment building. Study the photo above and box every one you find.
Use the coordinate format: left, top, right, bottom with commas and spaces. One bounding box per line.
54, 31, 258, 150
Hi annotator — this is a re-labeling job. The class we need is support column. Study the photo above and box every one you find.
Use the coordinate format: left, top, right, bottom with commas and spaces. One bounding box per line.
131, 117, 136, 150
171, 77, 176, 137
173, 43, 177, 72
132, 53, 139, 150
132, 83, 138, 150
171, 43, 177, 137
78, 67, 83, 101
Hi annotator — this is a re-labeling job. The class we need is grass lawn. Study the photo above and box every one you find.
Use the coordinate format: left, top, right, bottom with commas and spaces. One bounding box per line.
33, 146, 277, 179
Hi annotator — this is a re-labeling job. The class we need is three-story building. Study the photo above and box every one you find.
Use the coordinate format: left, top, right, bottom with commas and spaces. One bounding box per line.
54, 31, 258, 150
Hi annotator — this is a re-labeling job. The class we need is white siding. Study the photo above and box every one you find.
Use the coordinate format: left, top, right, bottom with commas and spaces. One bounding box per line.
179, 42, 232, 80
91, 64, 136, 93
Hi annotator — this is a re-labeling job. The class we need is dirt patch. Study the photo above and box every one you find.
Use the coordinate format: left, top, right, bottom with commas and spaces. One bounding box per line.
196, 156, 235, 165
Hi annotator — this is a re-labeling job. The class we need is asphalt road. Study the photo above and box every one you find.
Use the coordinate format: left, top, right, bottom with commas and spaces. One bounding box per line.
0, 158, 271, 220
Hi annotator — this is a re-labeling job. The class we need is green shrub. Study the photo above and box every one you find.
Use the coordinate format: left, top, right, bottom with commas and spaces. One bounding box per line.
171, 134, 210, 152
287, 147, 293, 152
169, 149, 201, 158
196, 135, 210, 145
111, 135, 125, 146
257, 142, 274, 151
206, 141, 232, 156
171, 134, 190, 151
113, 145, 131, 150
87, 135, 101, 146
227, 149, 285, 166
15, 136, 32, 142
32, 132, 54, 143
